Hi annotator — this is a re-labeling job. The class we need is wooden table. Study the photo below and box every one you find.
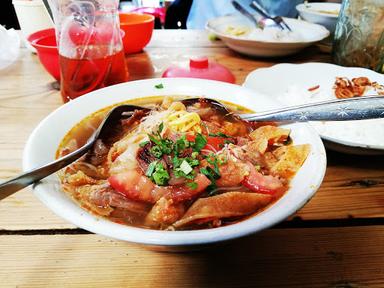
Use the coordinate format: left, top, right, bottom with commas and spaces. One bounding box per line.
0, 30, 383, 287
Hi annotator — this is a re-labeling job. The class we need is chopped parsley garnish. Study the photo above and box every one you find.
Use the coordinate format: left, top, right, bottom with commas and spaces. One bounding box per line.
200, 166, 220, 181
208, 132, 231, 138
158, 122, 164, 134
151, 162, 170, 186
186, 182, 198, 190
144, 127, 226, 187
200, 166, 221, 195
174, 135, 190, 155
206, 154, 220, 176
155, 83, 164, 89
192, 133, 207, 152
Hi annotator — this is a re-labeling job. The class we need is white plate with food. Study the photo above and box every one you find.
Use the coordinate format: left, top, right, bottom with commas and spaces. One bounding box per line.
206, 14, 329, 57
23, 78, 326, 249
243, 62, 384, 155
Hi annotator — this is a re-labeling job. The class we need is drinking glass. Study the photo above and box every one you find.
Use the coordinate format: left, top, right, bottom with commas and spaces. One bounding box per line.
332, 0, 384, 73
49, 0, 129, 102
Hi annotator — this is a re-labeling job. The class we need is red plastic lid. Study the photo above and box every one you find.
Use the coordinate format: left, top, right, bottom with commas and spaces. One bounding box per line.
162, 57, 235, 83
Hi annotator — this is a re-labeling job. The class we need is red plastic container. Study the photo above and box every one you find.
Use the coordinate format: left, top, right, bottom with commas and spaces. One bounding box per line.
27, 28, 60, 81
162, 57, 235, 83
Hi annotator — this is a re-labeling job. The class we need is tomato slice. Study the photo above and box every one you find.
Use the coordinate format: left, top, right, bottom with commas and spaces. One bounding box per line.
206, 136, 228, 152
186, 134, 229, 152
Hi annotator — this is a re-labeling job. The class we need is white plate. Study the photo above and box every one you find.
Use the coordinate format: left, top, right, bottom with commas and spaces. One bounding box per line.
296, 2, 340, 33
23, 78, 326, 248
206, 14, 329, 57
243, 63, 384, 155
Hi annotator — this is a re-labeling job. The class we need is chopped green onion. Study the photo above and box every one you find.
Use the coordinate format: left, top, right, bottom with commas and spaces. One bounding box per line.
186, 158, 199, 167
180, 160, 193, 175
191, 151, 199, 159
150, 146, 163, 158
139, 141, 149, 147
146, 161, 158, 177
148, 134, 161, 145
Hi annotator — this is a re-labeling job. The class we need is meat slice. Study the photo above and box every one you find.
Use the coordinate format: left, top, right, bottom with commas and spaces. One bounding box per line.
173, 192, 272, 228
136, 142, 157, 173
144, 197, 185, 229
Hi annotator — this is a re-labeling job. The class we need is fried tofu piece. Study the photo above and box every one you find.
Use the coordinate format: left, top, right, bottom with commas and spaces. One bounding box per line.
270, 144, 311, 179
249, 125, 290, 154
172, 192, 272, 228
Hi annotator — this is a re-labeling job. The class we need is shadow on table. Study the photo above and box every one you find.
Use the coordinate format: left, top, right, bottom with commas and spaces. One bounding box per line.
157, 226, 381, 288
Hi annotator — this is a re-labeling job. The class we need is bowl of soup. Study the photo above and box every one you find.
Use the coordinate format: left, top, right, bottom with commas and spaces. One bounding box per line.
23, 78, 326, 249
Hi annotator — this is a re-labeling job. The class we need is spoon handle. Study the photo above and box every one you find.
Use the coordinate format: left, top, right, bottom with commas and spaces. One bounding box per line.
240, 96, 384, 122
231, 0, 260, 27
0, 143, 91, 200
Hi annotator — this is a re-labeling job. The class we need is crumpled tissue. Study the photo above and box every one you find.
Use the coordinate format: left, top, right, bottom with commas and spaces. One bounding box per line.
0, 26, 20, 70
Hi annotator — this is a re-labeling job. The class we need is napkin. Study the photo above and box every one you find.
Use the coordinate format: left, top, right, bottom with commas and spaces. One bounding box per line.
0, 26, 20, 70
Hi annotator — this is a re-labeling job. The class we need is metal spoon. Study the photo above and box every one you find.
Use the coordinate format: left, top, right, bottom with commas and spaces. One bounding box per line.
0, 104, 149, 200
239, 96, 384, 122
185, 96, 384, 122
249, 0, 292, 31
1, 96, 383, 200
231, 0, 276, 29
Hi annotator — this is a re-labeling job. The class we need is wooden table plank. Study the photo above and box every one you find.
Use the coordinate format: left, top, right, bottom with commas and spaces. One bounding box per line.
0, 226, 383, 287
0, 30, 383, 231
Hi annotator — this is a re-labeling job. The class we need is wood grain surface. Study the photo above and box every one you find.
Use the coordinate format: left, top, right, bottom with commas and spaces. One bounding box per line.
0, 30, 383, 288
1, 226, 383, 287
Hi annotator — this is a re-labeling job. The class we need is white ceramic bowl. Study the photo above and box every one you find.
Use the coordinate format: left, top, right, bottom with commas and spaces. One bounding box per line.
296, 2, 341, 33
23, 78, 326, 248
206, 14, 329, 57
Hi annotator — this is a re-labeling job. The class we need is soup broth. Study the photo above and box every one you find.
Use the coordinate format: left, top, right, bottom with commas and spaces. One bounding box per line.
57, 96, 310, 230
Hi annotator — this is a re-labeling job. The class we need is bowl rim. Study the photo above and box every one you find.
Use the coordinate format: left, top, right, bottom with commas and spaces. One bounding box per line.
23, 78, 327, 246
296, 2, 341, 18
119, 12, 155, 25
206, 15, 330, 45
27, 28, 57, 50
27, 28, 126, 50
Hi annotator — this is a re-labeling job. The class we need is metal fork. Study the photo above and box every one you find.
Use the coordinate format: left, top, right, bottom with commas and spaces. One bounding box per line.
249, 0, 292, 31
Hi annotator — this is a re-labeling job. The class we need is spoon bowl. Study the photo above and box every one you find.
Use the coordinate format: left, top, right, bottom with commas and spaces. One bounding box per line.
0, 104, 149, 200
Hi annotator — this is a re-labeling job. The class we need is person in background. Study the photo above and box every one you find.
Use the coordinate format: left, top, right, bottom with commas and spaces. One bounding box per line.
186, 0, 305, 29
164, 0, 193, 29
